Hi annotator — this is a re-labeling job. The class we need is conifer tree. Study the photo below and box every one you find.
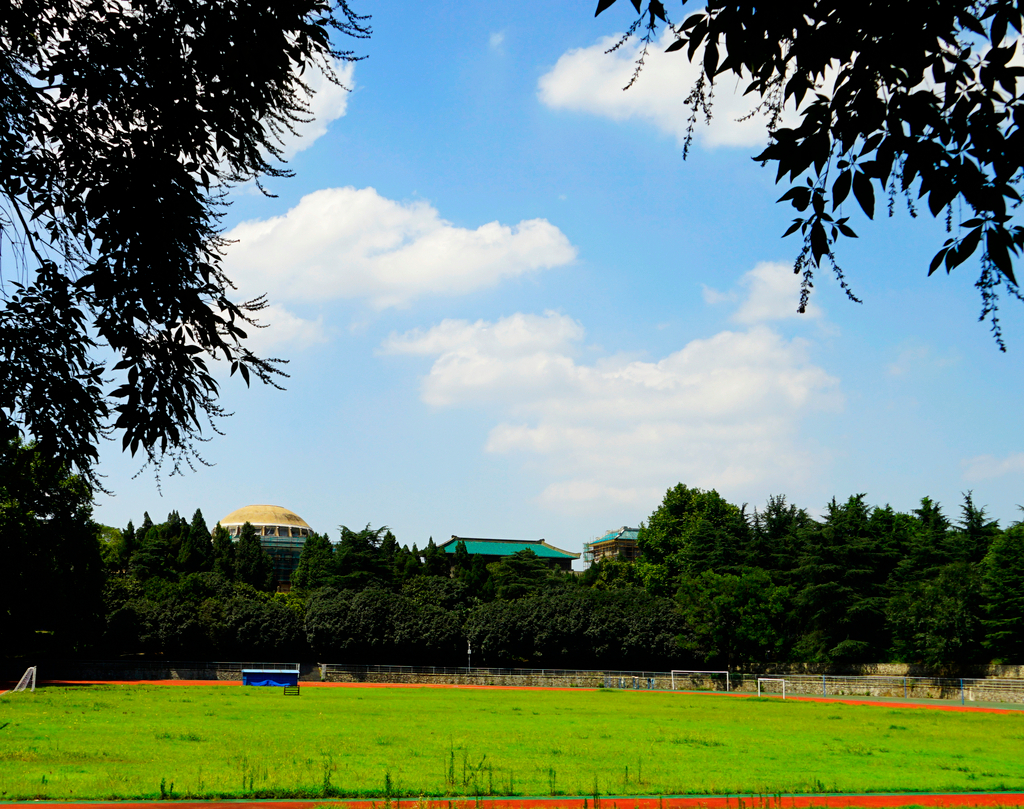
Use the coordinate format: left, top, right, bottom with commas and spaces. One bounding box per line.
981, 523, 1024, 662
117, 519, 137, 571
235, 522, 275, 591
178, 509, 212, 573
951, 492, 1001, 565
401, 543, 424, 582
293, 532, 337, 591
793, 495, 892, 661
423, 537, 450, 577
452, 540, 472, 575
211, 523, 235, 581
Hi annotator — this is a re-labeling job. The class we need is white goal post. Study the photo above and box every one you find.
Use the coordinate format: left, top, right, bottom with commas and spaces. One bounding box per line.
671, 669, 730, 692
1, 667, 36, 696
757, 677, 786, 699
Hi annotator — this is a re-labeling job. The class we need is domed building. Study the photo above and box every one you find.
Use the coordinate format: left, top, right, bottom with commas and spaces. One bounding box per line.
218, 505, 313, 591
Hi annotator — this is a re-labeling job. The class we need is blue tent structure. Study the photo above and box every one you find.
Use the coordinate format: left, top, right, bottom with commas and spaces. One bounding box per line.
242, 669, 299, 687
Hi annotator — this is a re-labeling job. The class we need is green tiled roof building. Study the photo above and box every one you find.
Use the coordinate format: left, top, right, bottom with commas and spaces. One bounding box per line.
439, 536, 580, 571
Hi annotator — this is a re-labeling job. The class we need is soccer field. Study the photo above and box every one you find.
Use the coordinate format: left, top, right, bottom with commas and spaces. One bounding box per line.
1, 684, 1023, 801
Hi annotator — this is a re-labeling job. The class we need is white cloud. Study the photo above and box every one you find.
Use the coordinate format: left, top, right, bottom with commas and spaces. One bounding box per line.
223, 187, 577, 310
538, 28, 781, 148
383, 311, 584, 359
887, 345, 930, 377
386, 311, 841, 511
538, 30, 1017, 154
224, 61, 354, 193
242, 303, 328, 351
732, 261, 821, 324
962, 453, 1024, 482
277, 61, 356, 160
701, 285, 738, 306
887, 342, 959, 377
489, 31, 505, 50
702, 261, 823, 324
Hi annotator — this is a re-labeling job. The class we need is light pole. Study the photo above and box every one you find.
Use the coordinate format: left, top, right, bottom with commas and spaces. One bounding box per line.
467, 641, 472, 671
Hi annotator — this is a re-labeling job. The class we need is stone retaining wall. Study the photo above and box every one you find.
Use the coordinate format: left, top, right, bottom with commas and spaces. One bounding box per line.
321, 669, 623, 689
761, 661, 1024, 679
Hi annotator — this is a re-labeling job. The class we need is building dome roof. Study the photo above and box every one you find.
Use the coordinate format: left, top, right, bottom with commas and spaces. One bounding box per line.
219, 505, 310, 529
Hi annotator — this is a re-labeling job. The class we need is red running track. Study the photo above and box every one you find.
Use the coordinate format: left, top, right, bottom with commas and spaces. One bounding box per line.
7, 793, 1024, 809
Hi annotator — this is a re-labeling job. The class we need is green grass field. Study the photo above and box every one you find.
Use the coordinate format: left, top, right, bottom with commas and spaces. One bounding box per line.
0, 684, 1023, 801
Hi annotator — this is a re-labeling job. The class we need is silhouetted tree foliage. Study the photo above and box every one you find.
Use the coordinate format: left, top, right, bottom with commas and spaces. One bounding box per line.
594, 0, 1024, 346
0, 0, 370, 482
0, 439, 104, 652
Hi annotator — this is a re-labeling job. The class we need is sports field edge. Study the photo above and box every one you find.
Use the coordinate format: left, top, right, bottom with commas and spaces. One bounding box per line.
7, 682, 1022, 802
33, 680, 1024, 714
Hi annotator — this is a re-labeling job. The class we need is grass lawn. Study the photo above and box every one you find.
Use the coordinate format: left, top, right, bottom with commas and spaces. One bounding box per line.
0, 684, 1023, 801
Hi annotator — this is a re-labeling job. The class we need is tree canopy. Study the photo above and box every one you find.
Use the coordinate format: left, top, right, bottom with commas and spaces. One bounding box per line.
595, 0, 1024, 346
9, 474, 1023, 669
0, 438, 103, 651
0, 0, 370, 482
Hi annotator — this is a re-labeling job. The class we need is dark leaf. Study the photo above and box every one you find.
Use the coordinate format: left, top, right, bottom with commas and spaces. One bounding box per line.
852, 172, 875, 219
810, 221, 830, 265
929, 248, 949, 276
991, 13, 1007, 46
949, 227, 984, 270
703, 41, 719, 77
987, 229, 1016, 285
832, 171, 852, 209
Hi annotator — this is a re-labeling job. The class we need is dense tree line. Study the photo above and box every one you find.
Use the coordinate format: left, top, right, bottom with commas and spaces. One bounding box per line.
5, 440, 1023, 670
94, 522, 681, 668
628, 485, 1024, 669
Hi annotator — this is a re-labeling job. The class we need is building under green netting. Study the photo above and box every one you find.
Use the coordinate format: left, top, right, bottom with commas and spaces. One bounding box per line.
219, 504, 314, 591
583, 526, 640, 565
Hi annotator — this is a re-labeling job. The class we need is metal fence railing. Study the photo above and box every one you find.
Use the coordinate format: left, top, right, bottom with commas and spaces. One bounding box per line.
745, 673, 1024, 704
19, 659, 301, 682
319, 664, 1024, 705
321, 663, 667, 678
320, 663, 673, 689
19, 660, 1024, 706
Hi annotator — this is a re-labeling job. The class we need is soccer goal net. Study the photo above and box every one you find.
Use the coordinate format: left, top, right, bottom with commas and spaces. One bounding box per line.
757, 677, 786, 699
1, 667, 36, 696
671, 669, 730, 692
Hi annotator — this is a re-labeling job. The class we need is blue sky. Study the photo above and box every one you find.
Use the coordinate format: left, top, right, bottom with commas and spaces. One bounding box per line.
92, 0, 1024, 558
